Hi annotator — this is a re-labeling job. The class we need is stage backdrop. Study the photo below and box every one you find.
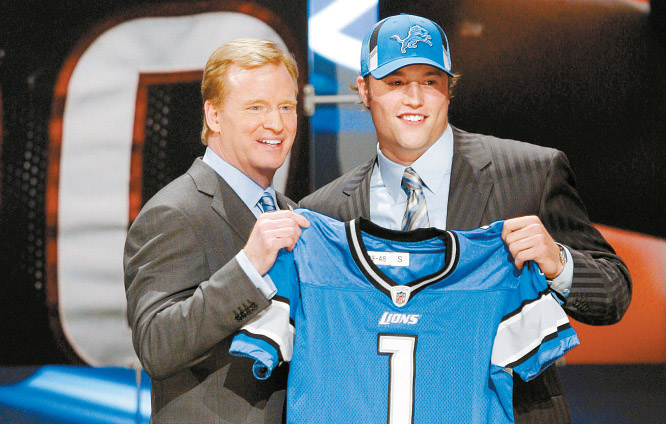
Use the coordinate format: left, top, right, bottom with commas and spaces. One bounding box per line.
0, 0, 308, 366
0, 0, 664, 368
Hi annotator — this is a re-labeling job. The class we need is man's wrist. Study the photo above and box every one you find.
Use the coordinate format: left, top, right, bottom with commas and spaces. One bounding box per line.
548, 244, 573, 300
236, 250, 277, 299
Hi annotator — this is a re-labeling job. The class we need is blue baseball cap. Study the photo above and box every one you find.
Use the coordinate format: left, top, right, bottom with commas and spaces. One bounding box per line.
360, 14, 453, 79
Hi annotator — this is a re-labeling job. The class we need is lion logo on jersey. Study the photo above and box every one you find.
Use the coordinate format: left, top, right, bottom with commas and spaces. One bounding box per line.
391, 25, 433, 54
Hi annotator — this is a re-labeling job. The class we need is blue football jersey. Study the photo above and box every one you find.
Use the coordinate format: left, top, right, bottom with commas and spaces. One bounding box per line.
230, 210, 579, 424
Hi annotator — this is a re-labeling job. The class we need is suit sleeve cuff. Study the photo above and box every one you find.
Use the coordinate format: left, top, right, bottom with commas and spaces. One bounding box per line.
547, 244, 573, 302
236, 250, 277, 300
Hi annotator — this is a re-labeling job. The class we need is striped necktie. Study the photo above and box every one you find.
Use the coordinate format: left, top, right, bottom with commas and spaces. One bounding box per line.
259, 192, 277, 213
401, 167, 429, 231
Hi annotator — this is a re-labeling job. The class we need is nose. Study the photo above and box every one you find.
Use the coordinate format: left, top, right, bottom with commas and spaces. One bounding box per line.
403, 82, 424, 107
263, 108, 284, 133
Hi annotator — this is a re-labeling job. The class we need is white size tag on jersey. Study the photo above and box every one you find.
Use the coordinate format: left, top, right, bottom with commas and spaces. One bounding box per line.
368, 251, 410, 267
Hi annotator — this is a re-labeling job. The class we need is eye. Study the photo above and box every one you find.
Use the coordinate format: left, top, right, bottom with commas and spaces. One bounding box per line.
280, 104, 296, 112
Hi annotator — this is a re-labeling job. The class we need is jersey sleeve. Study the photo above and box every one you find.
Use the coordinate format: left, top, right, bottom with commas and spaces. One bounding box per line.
491, 261, 580, 381
229, 248, 299, 380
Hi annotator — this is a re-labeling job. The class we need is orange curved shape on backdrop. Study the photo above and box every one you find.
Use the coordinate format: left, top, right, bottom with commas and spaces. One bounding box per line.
565, 225, 666, 364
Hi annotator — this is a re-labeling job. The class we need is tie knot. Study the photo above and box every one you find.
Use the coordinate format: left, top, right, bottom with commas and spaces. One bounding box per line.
401, 167, 425, 195
259, 192, 276, 213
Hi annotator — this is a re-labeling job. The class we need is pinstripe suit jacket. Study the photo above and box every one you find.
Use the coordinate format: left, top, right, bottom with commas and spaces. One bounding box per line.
124, 158, 293, 423
299, 126, 631, 424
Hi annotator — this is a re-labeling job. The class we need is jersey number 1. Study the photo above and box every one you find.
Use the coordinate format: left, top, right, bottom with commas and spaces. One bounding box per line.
377, 334, 418, 424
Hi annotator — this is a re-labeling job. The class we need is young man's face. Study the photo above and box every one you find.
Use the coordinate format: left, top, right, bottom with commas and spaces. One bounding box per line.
358, 64, 450, 165
205, 63, 297, 188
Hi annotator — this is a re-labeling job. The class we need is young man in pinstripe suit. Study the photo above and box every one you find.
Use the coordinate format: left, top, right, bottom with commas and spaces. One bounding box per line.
299, 14, 631, 424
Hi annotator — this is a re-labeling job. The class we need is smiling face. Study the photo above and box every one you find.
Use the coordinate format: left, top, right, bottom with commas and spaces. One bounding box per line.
205, 62, 297, 188
358, 64, 450, 165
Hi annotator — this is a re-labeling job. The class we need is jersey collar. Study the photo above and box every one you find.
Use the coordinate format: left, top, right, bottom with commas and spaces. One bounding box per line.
345, 217, 459, 307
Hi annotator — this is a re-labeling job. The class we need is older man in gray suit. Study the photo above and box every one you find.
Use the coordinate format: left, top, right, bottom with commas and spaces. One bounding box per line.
124, 38, 309, 423
299, 14, 631, 424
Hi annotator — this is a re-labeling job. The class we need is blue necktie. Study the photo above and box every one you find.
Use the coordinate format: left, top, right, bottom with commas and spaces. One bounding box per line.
401, 167, 429, 231
259, 192, 277, 213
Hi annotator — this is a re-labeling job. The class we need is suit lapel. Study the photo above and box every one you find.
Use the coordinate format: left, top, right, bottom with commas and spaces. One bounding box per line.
188, 159, 256, 242
446, 128, 494, 230
338, 158, 375, 221
276, 192, 296, 210
337, 138, 493, 230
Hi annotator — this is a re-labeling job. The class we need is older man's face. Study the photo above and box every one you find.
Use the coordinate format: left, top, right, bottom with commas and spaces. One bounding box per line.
206, 63, 297, 188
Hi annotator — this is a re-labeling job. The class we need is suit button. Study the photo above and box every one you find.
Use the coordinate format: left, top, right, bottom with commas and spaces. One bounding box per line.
573, 296, 590, 312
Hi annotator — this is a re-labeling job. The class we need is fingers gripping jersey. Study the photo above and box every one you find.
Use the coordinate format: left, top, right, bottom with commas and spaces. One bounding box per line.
230, 210, 579, 424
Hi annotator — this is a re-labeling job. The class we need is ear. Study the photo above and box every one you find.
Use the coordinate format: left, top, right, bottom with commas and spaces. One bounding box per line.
204, 100, 221, 134
357, 75, 370, 107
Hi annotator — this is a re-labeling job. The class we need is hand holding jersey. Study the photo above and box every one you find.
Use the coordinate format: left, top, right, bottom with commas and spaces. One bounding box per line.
244, 210, 310, 275
502, 215, 565, 279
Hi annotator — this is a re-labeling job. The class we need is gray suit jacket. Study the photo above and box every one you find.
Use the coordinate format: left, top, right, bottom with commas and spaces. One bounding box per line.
299, 126, 631, 424
124, 158, 294, 423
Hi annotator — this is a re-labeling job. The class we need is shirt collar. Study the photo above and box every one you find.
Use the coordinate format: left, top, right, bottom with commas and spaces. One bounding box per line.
377, 124, 453, 201
202, 147, 274, 211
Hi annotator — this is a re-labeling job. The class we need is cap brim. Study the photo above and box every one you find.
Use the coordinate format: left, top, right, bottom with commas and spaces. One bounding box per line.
369, 57, 453, 79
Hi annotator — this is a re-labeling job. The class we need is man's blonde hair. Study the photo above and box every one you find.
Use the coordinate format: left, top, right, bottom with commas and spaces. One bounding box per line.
200, 38, 298, 144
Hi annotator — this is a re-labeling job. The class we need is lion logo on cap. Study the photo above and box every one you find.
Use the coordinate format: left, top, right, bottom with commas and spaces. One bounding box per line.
391, 25, 433, 54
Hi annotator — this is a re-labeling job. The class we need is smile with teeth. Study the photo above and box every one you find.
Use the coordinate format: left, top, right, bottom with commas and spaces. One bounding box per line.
259, 139, 281, 145
400, 114, 424, 122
